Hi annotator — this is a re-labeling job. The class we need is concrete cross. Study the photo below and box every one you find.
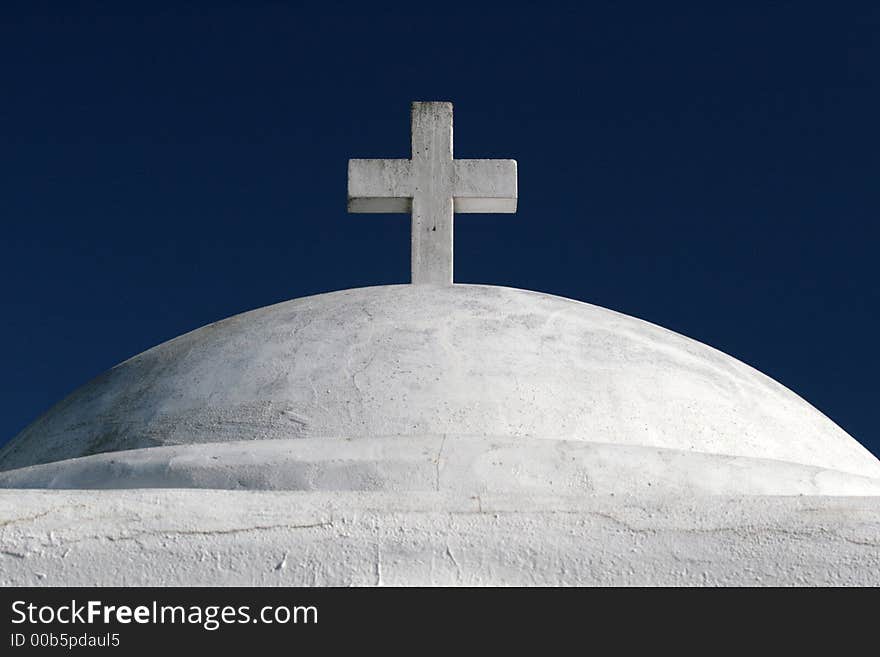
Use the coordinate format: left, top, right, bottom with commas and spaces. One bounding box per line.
348, 102, 517, 285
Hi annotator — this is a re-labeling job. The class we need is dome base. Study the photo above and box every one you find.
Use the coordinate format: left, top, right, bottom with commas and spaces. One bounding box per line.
2, 436, 878, 496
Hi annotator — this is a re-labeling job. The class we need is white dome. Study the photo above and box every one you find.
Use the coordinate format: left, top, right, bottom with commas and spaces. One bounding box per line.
1, 284, 878, 490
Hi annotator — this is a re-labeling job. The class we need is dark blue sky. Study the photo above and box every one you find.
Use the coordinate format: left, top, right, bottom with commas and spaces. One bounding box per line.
2, 1, 878, 457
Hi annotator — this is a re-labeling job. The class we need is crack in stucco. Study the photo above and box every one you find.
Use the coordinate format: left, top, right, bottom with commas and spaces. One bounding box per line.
38, 520, 335, 549
1, 550, 26, 559
445, 542, 462, 582
435, 435, 447, 491
374, 542, 383, 586
0, 506, 86, 528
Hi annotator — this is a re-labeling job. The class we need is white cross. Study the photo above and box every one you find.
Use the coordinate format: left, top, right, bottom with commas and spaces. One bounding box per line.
347, 102, 517, 285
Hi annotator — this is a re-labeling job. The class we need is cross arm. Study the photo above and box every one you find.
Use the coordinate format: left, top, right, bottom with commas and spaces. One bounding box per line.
347, 159, 414, 213
452, 159, 518, 213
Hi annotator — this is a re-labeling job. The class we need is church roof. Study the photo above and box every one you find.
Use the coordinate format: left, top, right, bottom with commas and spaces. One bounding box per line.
2, 284, 878, 489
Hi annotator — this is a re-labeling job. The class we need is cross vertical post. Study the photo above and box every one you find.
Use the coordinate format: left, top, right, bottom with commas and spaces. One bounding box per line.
410, 102, 454, 285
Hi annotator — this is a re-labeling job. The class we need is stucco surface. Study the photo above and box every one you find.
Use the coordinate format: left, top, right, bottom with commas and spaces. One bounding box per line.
2, 489, 879, 586
2, 284, 878, 480
2, 284, 879, 586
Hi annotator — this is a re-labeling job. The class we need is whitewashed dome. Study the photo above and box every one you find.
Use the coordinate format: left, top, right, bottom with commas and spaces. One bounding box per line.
1, 284, 879, 494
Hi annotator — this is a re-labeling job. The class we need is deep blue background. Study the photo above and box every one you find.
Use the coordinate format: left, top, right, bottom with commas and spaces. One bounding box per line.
1, 1, 878, 457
